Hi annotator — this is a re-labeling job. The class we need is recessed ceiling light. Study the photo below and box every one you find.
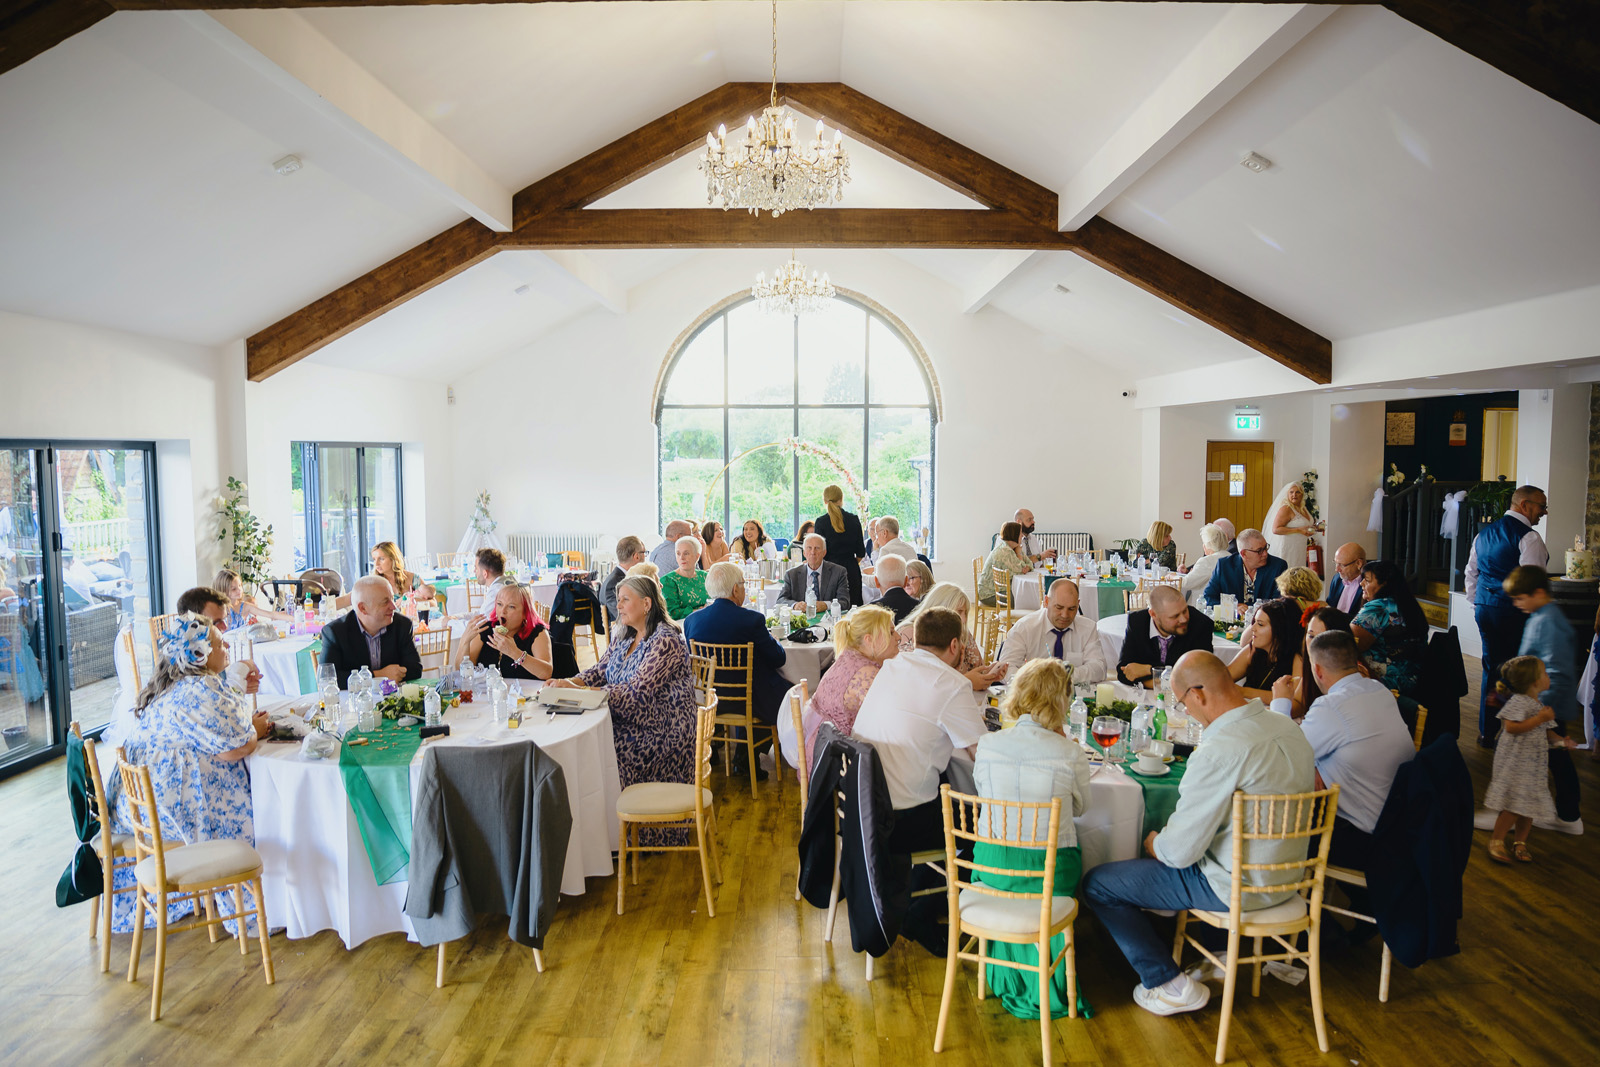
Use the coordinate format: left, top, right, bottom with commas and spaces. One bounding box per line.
1240, 151, 1272, 173
1053, 284, 1070, 296
513, 284, 531, 296
272, 154, 302, 176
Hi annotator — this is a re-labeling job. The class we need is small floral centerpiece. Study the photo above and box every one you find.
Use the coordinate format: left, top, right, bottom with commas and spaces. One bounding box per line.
377, 682, 425, 721
1386, 463, 1407, 489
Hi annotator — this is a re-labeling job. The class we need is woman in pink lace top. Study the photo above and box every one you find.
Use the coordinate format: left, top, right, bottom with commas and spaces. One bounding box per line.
805, 604, 898, 754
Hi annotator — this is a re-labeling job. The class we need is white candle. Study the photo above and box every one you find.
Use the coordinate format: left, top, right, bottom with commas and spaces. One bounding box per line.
1096, 682, 1116, 708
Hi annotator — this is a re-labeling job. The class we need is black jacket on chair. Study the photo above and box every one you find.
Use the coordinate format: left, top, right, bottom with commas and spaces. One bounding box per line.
1366, 737, 1474, 969
797, 724, 908, 959
1116, 607, 1216, 685
546, 580, 607, 679
319, 611, 423, 689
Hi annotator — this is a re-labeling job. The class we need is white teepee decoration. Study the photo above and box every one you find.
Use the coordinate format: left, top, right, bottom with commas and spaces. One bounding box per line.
455, 490, 505, 557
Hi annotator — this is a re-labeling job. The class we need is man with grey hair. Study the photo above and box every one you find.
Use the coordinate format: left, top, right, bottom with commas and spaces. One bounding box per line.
683, 560, 788, 779
647, 519, 697, 575
871, 552, 917, 622
780, 533, 852, 607
1202, 528, 1287, 607
1213, 517, 1237, 555
1271, 629, 1413, 874
1182, 523, 1229, 608
872, 516, 918, 563
1464, 483, 1549, 746
319, 574, 423, 689
603, 535, 648, 620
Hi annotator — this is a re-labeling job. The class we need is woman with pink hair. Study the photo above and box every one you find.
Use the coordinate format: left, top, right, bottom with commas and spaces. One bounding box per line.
458, 582, 553, 680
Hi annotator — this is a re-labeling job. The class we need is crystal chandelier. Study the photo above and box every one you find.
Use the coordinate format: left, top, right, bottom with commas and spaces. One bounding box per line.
752, 252, 836, 316
700, 1, 850, 217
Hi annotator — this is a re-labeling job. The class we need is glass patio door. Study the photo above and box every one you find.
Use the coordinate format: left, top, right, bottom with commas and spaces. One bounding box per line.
309, 443, 403, 585
0, 442, 161, 776
0, 449, 53, 769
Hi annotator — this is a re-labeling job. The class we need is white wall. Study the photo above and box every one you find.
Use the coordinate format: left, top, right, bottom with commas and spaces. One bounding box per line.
1321, 399, 1385, 559
238, 348, 455, 577
447, 250, 1145, 566
1517, 385, 1590, 557
0, 310, 226, 605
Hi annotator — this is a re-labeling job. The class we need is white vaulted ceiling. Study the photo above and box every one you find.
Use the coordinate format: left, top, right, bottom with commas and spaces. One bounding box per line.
0, 2, 1596, 387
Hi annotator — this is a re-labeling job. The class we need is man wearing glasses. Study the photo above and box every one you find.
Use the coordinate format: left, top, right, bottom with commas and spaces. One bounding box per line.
1202, 529, 1287, 608
1326, 543, 1368, 615
1465, 485, 1549, 747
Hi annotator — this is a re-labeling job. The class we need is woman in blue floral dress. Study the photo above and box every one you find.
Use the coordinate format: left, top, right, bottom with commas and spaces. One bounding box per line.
1351, 560, 1428, 697
108, 613, 268, 932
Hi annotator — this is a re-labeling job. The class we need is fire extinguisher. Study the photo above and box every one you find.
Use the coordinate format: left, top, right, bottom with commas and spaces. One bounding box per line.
1306, 540, 1322, 578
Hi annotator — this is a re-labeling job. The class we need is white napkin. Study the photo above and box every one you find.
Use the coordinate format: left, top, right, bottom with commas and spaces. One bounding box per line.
1440, 490, 1467, 537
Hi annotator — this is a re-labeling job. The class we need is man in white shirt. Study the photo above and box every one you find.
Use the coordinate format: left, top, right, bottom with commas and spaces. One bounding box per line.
872, 516, 918, 563
1181, 523, 1228, 608
997, 578, 1106, 682
1271, 630, 1413, 873
1013, 508, 1056, 562
851, 606, 989, 854
1082, 651, 1314, 1017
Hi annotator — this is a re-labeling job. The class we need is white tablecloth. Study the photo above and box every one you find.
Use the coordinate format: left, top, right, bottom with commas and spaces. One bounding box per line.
1014, 573, 1116, 619
1096, 613, 1241, 668
779, 641, 835, 692
248, 635, 318, 697
948, 754, 1145, 872
248, 691, 622, 948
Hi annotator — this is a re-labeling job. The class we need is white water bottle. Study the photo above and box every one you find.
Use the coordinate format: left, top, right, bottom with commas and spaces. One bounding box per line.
805, 583, 818, 618
1069, 696, 1088, 744
423, 687, 442, 728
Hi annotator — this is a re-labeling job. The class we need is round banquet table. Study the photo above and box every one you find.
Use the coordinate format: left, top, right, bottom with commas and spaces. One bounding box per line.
947, 753, 1145, 872
245, 634, 318, 697
248, 691, 622, 949
778, 639, 835, 692
1095, 613, 1242, 667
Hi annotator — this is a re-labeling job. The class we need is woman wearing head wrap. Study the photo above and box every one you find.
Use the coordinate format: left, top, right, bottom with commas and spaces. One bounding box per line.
108, 612, 268, 933
813, 484, 866, 609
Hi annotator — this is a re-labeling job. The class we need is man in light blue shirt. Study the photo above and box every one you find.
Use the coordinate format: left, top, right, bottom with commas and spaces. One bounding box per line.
1083, 651, 1314, 1017
646, 520, 694, 576
1506, 565, 1582, 828
1270, 630, 1413, 872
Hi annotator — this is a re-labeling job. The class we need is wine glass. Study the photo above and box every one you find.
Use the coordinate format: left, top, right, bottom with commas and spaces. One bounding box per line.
1091, 716, 1125, 775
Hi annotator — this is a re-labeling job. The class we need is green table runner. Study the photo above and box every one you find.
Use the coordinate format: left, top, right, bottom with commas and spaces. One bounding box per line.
339, 719, 424, 885
1093, 579, 1136, 619
1123, 755, 1188, 836
294, 644, 318, 695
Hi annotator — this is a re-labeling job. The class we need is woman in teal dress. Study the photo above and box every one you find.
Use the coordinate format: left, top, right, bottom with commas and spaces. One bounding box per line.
1351, 560, 1428, 697
970, 658, 1093, 1018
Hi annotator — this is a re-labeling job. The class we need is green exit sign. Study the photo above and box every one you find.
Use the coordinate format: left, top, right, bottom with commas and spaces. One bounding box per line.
1235, 414, 1261, 431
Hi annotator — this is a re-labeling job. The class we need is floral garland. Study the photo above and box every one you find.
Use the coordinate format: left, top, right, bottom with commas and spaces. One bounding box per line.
779, 437, 870, 515
1299, 469, 1320, 522
699, 436, 870, 520
469, 491, 497, 534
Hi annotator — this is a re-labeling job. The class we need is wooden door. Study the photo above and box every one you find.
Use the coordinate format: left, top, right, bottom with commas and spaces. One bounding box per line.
1205, 441, 1276, 532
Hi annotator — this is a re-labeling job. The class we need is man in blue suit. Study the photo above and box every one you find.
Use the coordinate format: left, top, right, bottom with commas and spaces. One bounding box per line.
1465, 485, 1549, 747
1203, 528, 1288, 607
684, 561, 790, 779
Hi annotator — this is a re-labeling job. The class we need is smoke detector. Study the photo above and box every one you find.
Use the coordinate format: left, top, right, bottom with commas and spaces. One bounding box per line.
1239, 151, 1272, 173
272, 154, 303, 176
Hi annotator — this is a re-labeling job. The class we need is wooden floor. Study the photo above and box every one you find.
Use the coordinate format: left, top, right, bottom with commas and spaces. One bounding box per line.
4, 657, 1598, 1067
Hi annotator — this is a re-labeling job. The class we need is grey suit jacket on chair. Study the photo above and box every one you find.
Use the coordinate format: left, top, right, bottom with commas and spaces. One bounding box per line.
779, 561, 853, 608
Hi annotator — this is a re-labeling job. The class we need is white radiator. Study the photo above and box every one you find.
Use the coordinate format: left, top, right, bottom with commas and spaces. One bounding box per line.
505, 532, 603, 569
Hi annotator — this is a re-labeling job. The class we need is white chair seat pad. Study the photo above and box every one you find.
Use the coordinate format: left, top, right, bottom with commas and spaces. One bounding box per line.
617, 782, 712, 816
958, 887, 1076, 935
135, 839, 261, 889
92, 832, 135, 857
1192, 896, 1308, 927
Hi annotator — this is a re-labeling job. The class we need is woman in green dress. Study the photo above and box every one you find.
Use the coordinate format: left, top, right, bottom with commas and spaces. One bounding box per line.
1134, 520, 1179, 571
659, 535, 708, 620
971, 657, 1093, 1019
977, 521, 1033, 605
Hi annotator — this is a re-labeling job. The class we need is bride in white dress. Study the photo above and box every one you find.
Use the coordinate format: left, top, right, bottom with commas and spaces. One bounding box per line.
1263, 482, 1321, 569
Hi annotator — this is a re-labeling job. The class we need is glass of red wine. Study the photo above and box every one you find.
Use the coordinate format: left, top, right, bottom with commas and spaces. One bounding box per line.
1091, 715, 1125, 775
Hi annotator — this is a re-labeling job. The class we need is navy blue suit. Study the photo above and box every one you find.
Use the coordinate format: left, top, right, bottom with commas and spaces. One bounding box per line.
683, 596, 789, 725
1202, 552, 1288, 606
1326, 572, 1365, 616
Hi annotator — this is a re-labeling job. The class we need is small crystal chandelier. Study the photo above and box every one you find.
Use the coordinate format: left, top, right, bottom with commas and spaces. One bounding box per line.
700, 1, 850, 217
753, 252, 837, 316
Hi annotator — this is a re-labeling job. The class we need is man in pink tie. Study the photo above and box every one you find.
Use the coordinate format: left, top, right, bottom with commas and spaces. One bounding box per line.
1328, 543, 1367, 615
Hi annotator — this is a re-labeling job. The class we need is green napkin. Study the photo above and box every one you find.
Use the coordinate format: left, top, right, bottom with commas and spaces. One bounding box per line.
339, 719, 424, 885
294, 643, 318, 695
1095, 580, 1135, 618
1124, 755, 1188, 836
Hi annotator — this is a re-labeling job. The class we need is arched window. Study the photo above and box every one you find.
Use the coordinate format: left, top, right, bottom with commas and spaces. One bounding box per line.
656, 292, 938, 548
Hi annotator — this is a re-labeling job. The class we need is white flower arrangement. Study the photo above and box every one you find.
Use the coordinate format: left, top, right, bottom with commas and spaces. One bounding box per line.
1386, 463, 1407, 489
779, 436, 870, 515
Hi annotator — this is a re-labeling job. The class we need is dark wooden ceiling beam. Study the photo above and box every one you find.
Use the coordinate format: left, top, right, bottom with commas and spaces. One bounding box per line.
245, 219, 497, 381
1069, 216, 1333, 385
0, 0, 115, 75
504, 209, 1074, 251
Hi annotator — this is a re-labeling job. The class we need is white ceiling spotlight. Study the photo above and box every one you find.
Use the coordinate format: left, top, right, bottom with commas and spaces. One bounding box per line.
513, 284, 531, 296
1239, 151, 1273, 173
1054, 284, 1071, 296
271, 154, 302, 176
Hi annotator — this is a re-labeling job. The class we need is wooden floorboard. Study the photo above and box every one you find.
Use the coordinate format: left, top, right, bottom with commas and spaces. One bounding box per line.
4, 653, 1598, 1066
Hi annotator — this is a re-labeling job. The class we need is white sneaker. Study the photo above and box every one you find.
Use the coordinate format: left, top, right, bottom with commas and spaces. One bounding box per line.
1133, 972, 1211, 1016
1533, 815, 1584, 835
